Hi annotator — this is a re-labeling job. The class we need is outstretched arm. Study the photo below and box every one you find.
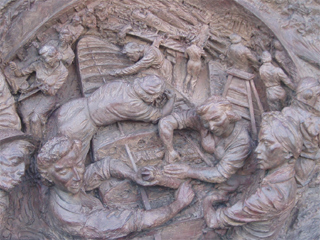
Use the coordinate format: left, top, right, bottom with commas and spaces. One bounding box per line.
84, 158, 159, 191
278, 69, 295, 90
9, 61, 37, 77
138, 181, 194, 230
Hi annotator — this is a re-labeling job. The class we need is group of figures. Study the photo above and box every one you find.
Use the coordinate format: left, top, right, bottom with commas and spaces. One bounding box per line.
0, 0, 320, 239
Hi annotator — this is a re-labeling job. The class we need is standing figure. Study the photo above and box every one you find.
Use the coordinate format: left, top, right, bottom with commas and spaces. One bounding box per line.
184, 43, 205, 95
82, 8, 97, 29
259, 51, 295, 111
227, 33, 258, 72
282, 77, 320, 186
37, 136, 194, 239
48, 27, 75, 67
159, 96, 251, 184
9, 45, 68, 139
0, 71, 21, 130
65, 14, 84, 43
203, 112, 302, 240
0, 129, 36, 233
110, 37, 173, 83
52, 75, 176, 160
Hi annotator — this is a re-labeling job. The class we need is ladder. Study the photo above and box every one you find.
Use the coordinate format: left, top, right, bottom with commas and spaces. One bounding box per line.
223, 68, 264, 139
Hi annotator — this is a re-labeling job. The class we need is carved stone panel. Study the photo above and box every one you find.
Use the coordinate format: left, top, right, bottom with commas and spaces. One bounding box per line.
0, 1, 320, 239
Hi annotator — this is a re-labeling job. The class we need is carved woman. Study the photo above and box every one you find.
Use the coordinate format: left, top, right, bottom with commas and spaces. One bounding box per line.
159, 96, 252, 184
37, 136, 194, 239
203, 112, 303, 240
9, 45, 68, 139
0, 129, 36, 234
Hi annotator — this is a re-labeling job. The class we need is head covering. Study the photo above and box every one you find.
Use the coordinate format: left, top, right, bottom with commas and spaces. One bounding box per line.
196, 95, 241, 123
261, 112, 302, 159
39, 45, 57, 57
261, 51, 272, 63
133, 75, 166, 103
229, 34, 242, 44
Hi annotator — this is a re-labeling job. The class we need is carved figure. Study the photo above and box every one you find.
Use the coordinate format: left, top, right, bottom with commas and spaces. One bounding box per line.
9, 45, 68, 139
82, 8, 97, 29
37, 136, 194, 239
48, 27, 75, 67
227, 33, 258, 72
0, 129, 36, 232
0, 71, 21, 130
110, 37, 173, 83
273, 40, 297, 78
183, 43, 205, 94
259, 51, 295, 111
282, 77, 320, 186
53, 75, 175, 159
203, 112, 303, 240
65, 14, 84, 43
159, 96, 251, 184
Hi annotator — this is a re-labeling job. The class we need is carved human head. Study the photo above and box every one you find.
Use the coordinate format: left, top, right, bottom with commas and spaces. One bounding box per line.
0, 129, 36, 192
255, 112, 302, 170
196, 96, 241, 137
273, 40, 283, 51
59, 27, 73, 44
261, 51, 272, 63
122, 42, 144, 62
39, 45, 59, 67
229, 33, 242, 44
72, 14, 81, 25
37, 136, 84, 195
133, 75, 166, 103
296, 77, 320, 111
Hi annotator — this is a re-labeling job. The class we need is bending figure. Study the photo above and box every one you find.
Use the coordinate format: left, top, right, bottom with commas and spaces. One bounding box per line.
37, 136, 194, 239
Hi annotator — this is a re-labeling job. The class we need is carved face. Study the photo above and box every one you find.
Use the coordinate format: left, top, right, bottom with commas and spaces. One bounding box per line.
0, 141, 30, 191
59, 32, 73, 44
307, 87, 320, 111
41, 51, 59, 67
255, 126, 288, 170
47, 145, 85, 195
200, 107, 231, 137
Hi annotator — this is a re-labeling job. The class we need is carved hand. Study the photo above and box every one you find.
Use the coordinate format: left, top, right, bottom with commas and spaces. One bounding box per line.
175, 180, 195, 207
164, 163, 190, 179
164, 89, 176, 100
140, 166, 157, 181
134, 167, 159, 187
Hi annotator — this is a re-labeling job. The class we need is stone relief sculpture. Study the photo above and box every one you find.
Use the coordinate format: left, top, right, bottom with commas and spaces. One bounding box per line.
109, 37, 173, 84
203, 112, 303, 240
52, 75, 175, 159
9, 45, 68, 139
0, 71, 21, 130
184, 42, 206, 96
0, 0, 320, 239
259, 51, 295, 111
0, 129, 36, 233
37, 136, 194, 239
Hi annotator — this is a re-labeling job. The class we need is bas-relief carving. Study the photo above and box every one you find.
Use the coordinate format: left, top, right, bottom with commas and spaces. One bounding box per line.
0, 0, 319, 239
